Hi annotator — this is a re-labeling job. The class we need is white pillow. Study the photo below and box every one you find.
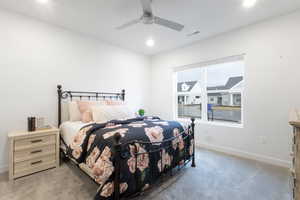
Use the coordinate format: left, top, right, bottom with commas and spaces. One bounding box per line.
61, 102, 70, 123
91, 105, 135, 123
68, 101, 81, 121
91, 105, 108, 123
114, 105, 135, 119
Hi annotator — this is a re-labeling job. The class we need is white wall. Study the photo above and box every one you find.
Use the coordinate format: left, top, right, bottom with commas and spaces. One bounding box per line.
1, 7, 299, 173
150, 11, 300, 167
0, 9, 151, 172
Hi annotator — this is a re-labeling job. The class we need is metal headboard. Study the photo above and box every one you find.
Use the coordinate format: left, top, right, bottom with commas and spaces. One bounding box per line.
57, 85, 125, 126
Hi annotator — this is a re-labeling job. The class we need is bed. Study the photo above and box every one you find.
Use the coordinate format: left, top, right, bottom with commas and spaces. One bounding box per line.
57, 85, 196, 200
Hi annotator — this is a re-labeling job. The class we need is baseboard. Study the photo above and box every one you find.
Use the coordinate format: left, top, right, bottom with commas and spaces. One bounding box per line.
0, 164, 8, 174
198, 142, 291, 169
0, 144, 289, 173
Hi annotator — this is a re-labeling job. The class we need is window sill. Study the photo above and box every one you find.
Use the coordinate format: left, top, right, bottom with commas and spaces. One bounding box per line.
176, 118, 244, 128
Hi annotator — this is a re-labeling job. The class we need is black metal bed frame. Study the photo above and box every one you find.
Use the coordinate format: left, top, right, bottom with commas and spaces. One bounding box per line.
57, 85, 196, 200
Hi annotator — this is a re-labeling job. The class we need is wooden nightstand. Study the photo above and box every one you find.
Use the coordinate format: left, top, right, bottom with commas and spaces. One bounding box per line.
8, 127, 60, 180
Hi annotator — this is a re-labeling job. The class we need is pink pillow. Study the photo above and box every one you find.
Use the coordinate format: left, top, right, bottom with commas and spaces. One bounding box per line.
105, 100, 124, 106
81, 110, 93, 123
77, 101, 104, 122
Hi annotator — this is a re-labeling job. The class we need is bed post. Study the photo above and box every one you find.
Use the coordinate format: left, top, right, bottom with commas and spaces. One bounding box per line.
57, 85, 62, 127
121, 89, 125, 101
191, 118, 196, 168
113, 133, 122, 200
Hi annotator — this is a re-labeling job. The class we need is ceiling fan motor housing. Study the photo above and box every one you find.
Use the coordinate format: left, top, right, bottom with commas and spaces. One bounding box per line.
142, 13, 154, 24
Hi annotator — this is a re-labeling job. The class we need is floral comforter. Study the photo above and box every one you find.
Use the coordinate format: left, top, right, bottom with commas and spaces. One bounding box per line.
67, 117, 194, 200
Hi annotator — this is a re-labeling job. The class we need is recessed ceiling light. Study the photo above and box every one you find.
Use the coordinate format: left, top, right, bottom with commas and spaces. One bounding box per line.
36, 0, 49, 4
146, 38, 155, 47
243, 0, 257, 8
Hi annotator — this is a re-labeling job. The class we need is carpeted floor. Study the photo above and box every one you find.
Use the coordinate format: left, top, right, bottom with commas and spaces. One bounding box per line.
0, 149, 291, 200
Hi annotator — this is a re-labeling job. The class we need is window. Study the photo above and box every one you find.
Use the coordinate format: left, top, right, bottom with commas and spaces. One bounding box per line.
175, 58, 244, 125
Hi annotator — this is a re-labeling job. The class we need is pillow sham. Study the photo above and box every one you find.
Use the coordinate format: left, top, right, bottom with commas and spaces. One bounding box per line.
91, 105, 109, 123
114, 105, 135, 119
68, 101, 81, 121
91, 105, 135, 123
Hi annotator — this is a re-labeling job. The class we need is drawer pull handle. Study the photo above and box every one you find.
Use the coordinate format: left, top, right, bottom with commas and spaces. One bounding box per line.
31, 150, 42, 154
31, 160, 42, 165
31, 139, 42, 143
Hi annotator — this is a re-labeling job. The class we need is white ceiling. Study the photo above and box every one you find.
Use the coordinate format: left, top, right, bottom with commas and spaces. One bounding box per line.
0, 0, 300, 55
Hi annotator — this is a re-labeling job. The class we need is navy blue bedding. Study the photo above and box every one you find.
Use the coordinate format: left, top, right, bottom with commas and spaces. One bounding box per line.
67, 117, 194, 199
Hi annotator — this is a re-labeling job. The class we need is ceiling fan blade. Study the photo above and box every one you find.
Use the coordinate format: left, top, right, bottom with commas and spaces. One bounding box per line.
116, 18, 141, 30
140, 0, 153, 15
154, 16, 184, 31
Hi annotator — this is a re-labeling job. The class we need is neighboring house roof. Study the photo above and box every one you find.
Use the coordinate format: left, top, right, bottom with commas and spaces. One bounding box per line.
177, 81, 197, 92
207, 76, 243, 91
177, 76, 243, 92
208, 93, 222, 97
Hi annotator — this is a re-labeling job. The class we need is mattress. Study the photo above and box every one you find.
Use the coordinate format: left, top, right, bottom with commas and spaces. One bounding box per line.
60, 121, 91, 146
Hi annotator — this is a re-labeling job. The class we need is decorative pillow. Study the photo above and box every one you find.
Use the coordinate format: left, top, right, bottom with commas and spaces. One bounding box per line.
77, 101, 105, 123
81, 110, 93, 123
68, 101, 81, 121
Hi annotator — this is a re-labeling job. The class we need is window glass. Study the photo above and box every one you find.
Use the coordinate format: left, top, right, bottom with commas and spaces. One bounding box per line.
176, 59, 244, 125
206, 61, 244, 123
177, 68, 203, 119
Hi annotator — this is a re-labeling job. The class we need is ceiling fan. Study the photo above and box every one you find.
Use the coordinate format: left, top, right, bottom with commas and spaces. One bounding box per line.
116, 0, 184, 32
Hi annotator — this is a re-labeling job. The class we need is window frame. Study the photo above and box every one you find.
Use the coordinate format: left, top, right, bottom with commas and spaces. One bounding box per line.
173, 55, 245, 128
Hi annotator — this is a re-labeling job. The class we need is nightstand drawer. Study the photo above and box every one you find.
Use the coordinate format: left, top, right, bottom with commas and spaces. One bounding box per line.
14, 145, 56, 163
14, 155, 56, 178
14, 135, 56, 151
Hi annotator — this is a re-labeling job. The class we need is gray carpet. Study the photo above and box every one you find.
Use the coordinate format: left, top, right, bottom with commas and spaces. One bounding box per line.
0, 149, 291, 200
